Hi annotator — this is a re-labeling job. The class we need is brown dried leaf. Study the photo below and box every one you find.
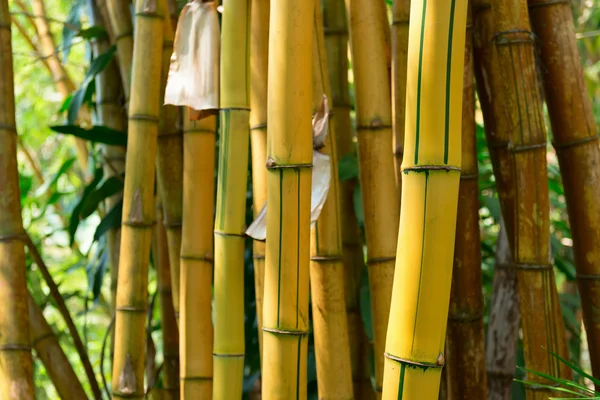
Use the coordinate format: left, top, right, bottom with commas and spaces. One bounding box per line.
129, 188, 144, 223
117, 354, 136, 395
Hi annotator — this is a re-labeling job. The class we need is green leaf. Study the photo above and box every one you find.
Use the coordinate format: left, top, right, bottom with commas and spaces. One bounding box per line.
482, 194, 501, 221
359, 266, 373, 342
80, 176, 124, 219
69, 168, 104, 246
76, 26, 108, 40
353, 184, 364, 228
338, 152, 359, 181
49, 124, 127, 146
93, 199, 123, 241
514, 379, 590, 397
19, 174, 34, 205
34, 157, 76, 197
67, 45, 116, 124
517, 366, 596, 396
547, 350, 600, 388
58, 94, 73, 114
86, 245, 108, 303
62, 0, 85, 63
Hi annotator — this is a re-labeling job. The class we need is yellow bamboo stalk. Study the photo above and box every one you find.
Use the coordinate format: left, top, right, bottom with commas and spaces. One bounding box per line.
28, 294, 87, 400
152, 202, 179, 399
261, 0, 314, 397
106, 0, 134, 99
249, 0, 269, 365
309, 3, 354, 398
445, 6, 487, 397
391, 0, 410, 196
212, 0, 251, 397
180, 108, 216, 398
381, 0, 468, 397
0, 2, 35, 397
111, 0, 164, 397
156, 0, 183, 319
345, 0, 399, 394
322, 1, 373, 396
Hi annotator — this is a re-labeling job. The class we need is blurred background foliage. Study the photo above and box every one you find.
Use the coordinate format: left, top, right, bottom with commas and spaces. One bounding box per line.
7, 0, 600, 398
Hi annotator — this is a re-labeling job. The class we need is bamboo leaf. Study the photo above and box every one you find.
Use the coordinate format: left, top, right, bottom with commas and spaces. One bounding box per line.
93, 199, 123, 242
514, 379, 589, 397
547, 350, 600, 388
49, 125, 127, 146
80, 176, 124, 219
518, 366, 596, 396
62, 0, 85, 63
69, 168, 104, 246
34, 157, 76, 197
76, 26, 108, 40
359, 266, 373, 342
338, 153, 359, 182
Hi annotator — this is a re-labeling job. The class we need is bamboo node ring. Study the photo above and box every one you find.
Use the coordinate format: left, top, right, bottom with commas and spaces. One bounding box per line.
367, 256, 396, 265
553, 135, 598, 150
0, 233, 26, 242
129, 114, 159, 123
391, 19, 410, 26
0, 344, 31, 352
491, 29, 536, 46
181, 254, 214, 263
183, 128, 215, 135
0, 23, 11, 30
510, 142, 547, 153
460, 173, 479, 180
122, 220, 156, 228
114, 31, 134, 42
402, 165, 461, 173
212, 353, 245, 358
134, 11, 165, 19
528, 0, 569, 9
0, 123, 17, 133
250, 123, 267, 131
448, 311, 484, 322
180, 376, 213, 381
214, 230, 246, 238
514, 263, 553, 270
384, 352, 445, 368
311, 255, 343, 263
576, 273, 600, 280
116, 306, 146, 313
266, 157, 313, 170
32, 332, 55, 346
262, 327, 309, 336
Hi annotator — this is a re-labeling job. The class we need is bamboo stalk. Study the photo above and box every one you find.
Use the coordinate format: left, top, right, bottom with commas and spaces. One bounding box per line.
527, 0, 600, 380
261, 0, 314, 396
322, 0, 373, 396
213, 0, 251, 397
445, 7, 487, 397
309, 3, 354, 398
152, 202, 180, 399
381, 0, 468, 397
105, 0, 134, 99
391, 0, 410, 197
345, 0, 399, 394
28, 294, 87, 400
180, 108, 216, 398
156, 0, 183, 320
0, 2, 35, 396
111, 0, 164, 396
249, 0, 269, 366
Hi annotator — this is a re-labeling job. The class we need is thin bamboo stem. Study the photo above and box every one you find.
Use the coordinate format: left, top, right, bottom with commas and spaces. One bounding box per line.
111, 0, 164, 396
309, 3, 354, 398
105, 0, 134, 99
527, 0, 600, 380
445, 7, 487, 397
382, 0, 468, 397
213, 0, 251, 397
322, 0, 373, 396
249, 0, 269, 367
345, 0, 399, 394
0, 3, 35, 396
28, 293, 88, 400
261, 0, 314, 396
180, 109, 216, 398
152, 202, 179, 399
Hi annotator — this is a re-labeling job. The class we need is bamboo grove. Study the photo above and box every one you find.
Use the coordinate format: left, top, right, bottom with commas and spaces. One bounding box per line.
1, 0, 600, 399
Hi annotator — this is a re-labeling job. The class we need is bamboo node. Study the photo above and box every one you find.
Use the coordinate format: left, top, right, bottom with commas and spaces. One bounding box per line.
491, 29, 535, 46
0, 233, 26, 242
31, 332, 55, 346
384, 352, 444, 369
510, 142, 547, 153
116, 353, 137, 395
402, 165, 461, 173
163, 220, 183, 229
181, 254, 214, 263
310, 255, 343, 263
394, 145, 404, 157
183, 127, 215, 135
391, 19, 410, 26
323, 28, 348, 36
367, 256, 395, 265
116, 306, 147, 313
129, 114, 159, 123
250, 123, 267, 131
576, 273, 600, 280
0, 123, 17, 134
157, 129, 183, 138
262, 327, 309, 336
253, 255, 265, 260
214, 230, 245, 238
114, 31, 134, 42
213, 353, 245, 358
448, 311, 484, 322
514, 263, 552, 270
0, 23, 10, 30
265, 157, 313, 170
369, 118, 383, 128
0, 344, 31, 352
460, 173, 479, 180
528, 0, 569, 9
180, 376, 213, 381
552, 135, 598, 151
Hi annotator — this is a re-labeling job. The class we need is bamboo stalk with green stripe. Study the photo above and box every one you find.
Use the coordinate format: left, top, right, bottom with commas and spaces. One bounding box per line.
249, 0, 269, 366
213, 0, 251, 397
0, 2, 35, 396
106, 0, 134, 99
111, 0, 164, 396
345, 0, 399, 394
527, 0, 600, 378
322, 1, 374, 396
445, 5, 487, 397
381, 0, 468, 397
308, 3, 354, 398
180, 108, 216, 398
261, 0, 314, 397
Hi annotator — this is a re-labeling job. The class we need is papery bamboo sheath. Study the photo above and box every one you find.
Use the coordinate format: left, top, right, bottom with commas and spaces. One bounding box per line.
0, 3, 35, 397
213, 0, 251, 397
527, 0, 600, 379
345, 0, 399, 394
322, 0, 373, 396
445, 8, 487, 398
382, 0, 468, 397
309, 3, 354, 398
249, 0, 269, 365
28, 294, 87, 400
261, 0, 314, 397
180, 110, 216, 398
111, 0, 164, 396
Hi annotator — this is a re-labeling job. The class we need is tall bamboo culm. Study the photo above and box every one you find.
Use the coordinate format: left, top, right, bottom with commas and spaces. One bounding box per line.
152, 202, 179, 399
527, 0, 600, 379
249, 0, 269, 365
111, 0, 164, 396
381, 0, 468, 397
261, 0, 314, 396
483, 0, 572, 396
106, 0, 134, 98
0, 2, 35, 397
213, 0, 251, 397
445, 6, 487, 398
391, 0, 410, 197
322, 1, 373, 396
28, 294, 87, 400
345, 0, 399, 395
180, 109, 216, 398
156, 0, 184, 318
309, 3, 353, 398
